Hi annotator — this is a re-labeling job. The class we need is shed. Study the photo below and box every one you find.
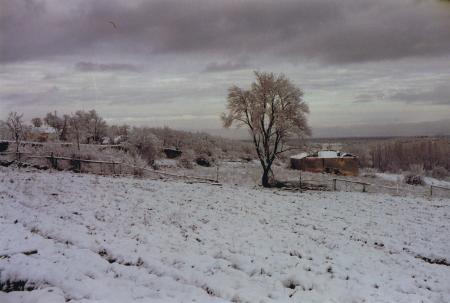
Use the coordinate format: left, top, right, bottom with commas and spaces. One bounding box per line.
28, 126, 58, 142
290, 150, 359, 176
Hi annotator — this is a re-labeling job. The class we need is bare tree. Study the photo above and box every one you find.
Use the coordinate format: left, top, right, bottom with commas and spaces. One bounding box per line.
44, 111, 69, 141
0, 120, 9, 140
6, 112, 24, 153
85, 110, 107, 143
108, 124, 130, 143
222, 71, 311, 187
69, 113, 85, 151
31, 117, 42, 128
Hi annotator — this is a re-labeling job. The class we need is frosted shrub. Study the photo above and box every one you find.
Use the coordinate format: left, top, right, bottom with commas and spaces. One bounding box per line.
431, 166, 448, 179
178, 149, 194, 169
404, 174, 425, 186
17, 142, 147, 176
409, 164, 425, 175
361, 168, 377, 178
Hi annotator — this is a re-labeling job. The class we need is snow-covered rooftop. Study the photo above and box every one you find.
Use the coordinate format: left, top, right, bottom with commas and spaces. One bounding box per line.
30, 126, 57, 134
317, 150, 339, 158
291, 150, 356, 159
290, 152, 308, 160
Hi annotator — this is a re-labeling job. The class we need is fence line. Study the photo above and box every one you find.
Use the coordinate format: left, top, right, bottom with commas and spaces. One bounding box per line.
0, 152, 219, 184
0, 140, 121, 149
331, 178, 370, 192
1, 151, 449, 195
330, 177, 450, 197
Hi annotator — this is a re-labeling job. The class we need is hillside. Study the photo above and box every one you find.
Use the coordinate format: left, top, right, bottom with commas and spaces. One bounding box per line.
0, 167, 449, 302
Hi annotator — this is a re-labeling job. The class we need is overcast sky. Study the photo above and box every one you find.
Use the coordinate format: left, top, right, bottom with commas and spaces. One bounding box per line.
1, 0, 450, 137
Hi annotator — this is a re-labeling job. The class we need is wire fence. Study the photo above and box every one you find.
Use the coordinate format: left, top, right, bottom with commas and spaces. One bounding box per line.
328, 177, 450, 198
1, 150, 449, 198
0, 151, 218, 184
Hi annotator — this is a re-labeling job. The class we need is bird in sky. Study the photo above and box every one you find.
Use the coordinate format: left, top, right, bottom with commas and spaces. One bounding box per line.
108, 21, 118, 30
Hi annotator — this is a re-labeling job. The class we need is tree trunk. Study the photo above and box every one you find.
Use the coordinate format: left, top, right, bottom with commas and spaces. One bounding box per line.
76, 134, 80, 151
262, 167, 271, 187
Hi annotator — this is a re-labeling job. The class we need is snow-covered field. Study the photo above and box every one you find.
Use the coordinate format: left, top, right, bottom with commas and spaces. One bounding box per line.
1, 167, 449, 302
376, 173, 450, 188
155, 161, 450, 198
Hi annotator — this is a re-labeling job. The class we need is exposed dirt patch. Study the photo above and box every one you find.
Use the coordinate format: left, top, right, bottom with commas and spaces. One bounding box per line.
0, 280, 36, 292
416, 255, 450, 266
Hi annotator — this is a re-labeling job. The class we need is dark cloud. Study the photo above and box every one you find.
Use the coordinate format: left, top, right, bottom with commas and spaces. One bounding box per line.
354, 92, 386, 103
313, 119, 450, 138
1, 0, 450, 64
203, 61, 250, 73
75, 62, 140, 72
353, 84, 450, 105
391, 84, 450, 105
0, 86, 60, 106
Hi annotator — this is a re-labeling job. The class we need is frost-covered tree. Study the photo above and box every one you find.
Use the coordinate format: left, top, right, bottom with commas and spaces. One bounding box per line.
68, 112, 87, 151
44, 111, 69, 141
128, 127, 162, 165
222, 72, 311, 187
108, 124, 130, 143
84, 110, 107, 143
0, 120, 9, 140
31, 117, 42, 128
66, 110, 107, 147
6, 112, 24, 153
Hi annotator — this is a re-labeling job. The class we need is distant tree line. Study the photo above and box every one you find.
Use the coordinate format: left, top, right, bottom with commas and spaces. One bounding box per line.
345, 139, 450, 178
370, 139, 449, 171
0, 110, 255, 166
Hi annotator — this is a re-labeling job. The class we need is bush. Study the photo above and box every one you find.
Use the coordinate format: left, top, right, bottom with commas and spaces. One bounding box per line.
178, 158, 193, 169
409, 164, 425, 175
361, 168, 377, 178
404, 174, 425, 186
18, 142, 147, 176
178, 149, 194, 169
127, 129, 162, 165
431, 166, 449, 179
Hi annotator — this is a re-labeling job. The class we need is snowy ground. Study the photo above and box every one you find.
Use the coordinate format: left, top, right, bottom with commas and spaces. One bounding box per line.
376, 173, 450, 188
1, 167, 449, 303
160, 161, 450, 198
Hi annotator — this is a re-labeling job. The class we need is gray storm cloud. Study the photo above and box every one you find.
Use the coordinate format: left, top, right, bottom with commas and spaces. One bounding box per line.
75, 62, 141, 72
1, 0, 450, 64
391, 84, 450, 105
203, 61, 250, 73
1, 0, 450, 136
353, 83, 450, 105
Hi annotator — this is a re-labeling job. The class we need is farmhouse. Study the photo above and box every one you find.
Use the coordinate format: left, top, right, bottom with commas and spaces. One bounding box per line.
28, 126, 58, 142
290, 150, 359, 176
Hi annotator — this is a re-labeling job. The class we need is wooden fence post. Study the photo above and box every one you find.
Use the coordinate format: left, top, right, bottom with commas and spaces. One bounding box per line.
215, 165, 219, 183
298, 170, 302, 190
49, 152, 58, 169
333, 179, 337, 191
362, 184, 366, 193
71, 156, 81, 173
430, 185, 433, 197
